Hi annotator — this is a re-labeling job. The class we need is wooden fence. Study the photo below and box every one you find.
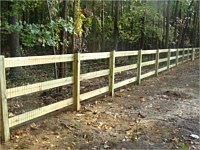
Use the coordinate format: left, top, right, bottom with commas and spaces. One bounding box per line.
0, 48, 199, 142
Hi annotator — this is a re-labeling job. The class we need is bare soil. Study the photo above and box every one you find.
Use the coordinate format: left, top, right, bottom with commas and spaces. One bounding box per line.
1, 59, 200, 150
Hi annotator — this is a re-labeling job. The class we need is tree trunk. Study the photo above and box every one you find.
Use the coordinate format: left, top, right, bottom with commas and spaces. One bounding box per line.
72, 0, 76, 53
101, 0, 105, 52
176, 2, 182, 48
165, 0, 171, 49
9, 15, 23, 78
174, 0, 179, 48
180, 0, 194, 48
59, 0, 68, 88
156, 1, 160, 49
193, 2, 199, 47
114, 0, 119, 51
140, 1, 146, 50
162, 1, 166, 48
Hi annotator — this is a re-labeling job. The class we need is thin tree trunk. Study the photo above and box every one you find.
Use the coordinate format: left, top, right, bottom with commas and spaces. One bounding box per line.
59, 0, 68, 86
174, 0, 179, 48
9, 14, 23, 78
114, 0, 119, 51
193, 1, 199, 47
176, 2, 182, 48
165, 0, 171, 49
72, 0, 76, 53
156, 1, 160, 49
180, 0, 194, 48
162, 2, 166, 48
101, 0, 105, 52
140, 1, 146, 50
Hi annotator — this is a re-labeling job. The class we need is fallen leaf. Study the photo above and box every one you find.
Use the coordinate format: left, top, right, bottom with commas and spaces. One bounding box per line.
140, 97, 145, 102
190, 134, 199, 139
104, 144, 109, 149
161, 95, 169, 99
115, 93, 122, 97
76, 113, 85, 117
30, 123, 38, 130
9, 112, 15, 117
127, 88, 131, 91
120, 89, 125, 93
138, 111, 146, 118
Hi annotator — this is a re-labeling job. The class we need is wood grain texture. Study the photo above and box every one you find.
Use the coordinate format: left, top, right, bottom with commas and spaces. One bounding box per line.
73, 53, 81, 111
109, 51, 115, 97
0, 56, 10, 141
115, 51, 138, 57
80, 86, 109, 101
5, 54, 73, 68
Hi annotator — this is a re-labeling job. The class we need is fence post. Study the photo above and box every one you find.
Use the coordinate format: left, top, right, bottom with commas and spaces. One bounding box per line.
167, 48, 171, 71
182, 48, 185, 63
73, 52, 81, 111
109, 50, 115, 97
155, 49, 159, 77
176, 48, 179, 66
192, 48, 195, 61
137, 49, 142, 85
0, 56, 10, 142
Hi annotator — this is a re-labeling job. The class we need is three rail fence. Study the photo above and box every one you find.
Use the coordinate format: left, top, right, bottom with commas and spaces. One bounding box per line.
0, 47, 199, 141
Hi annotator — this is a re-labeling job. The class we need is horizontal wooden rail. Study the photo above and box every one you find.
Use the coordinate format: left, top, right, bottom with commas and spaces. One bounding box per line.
9, 98, 73, 127
170, 56, 176, 60
5, 54, 73, 68
115, 64, 137, 73
114, 77, 137, 89
115, 51, 138, 57
80, 52, 110, 60
141, 70, 155, 79
178, 55, 183, 58
158, 66, 168, 72
170, 49, 177, 52
178, 48, 184, 52
141, 60, 156, 67
6, 77, 73, 99
159, 49, 169, 53
80, 86, 109, 101
141, 50, 157, 54
170, 64, 176, 68
159, 58, 168, 63
80, 69, 109, 81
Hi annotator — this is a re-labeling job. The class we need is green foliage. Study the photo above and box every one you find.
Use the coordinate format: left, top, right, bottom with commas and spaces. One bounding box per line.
178, 143, 189, 150
104, 16, 114, 40
1, 18, 74, 48
119, 4, 164, 43
74, 0, 86, 38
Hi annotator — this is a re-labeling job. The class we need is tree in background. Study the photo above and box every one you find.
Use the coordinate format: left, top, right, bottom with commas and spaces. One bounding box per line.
1, 0, 199, 57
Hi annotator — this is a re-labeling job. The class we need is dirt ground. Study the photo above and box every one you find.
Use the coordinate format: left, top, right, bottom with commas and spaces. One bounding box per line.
1, 59, 199, 150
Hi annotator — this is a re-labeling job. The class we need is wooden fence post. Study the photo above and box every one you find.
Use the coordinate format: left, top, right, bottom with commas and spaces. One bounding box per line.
192, 48, 195, 61
167, 48, 171, 71
109, 50, 115, 97
155, 49, 159, 77
182, 48, 185, 63
176, 48, 179, 66
187, 48, 189, 61
137, 49, 142, 85
0, 56, 10, 142
73, 53, 81, 111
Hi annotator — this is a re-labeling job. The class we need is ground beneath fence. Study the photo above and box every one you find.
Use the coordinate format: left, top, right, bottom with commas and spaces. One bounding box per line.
1, 59, 200, 150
